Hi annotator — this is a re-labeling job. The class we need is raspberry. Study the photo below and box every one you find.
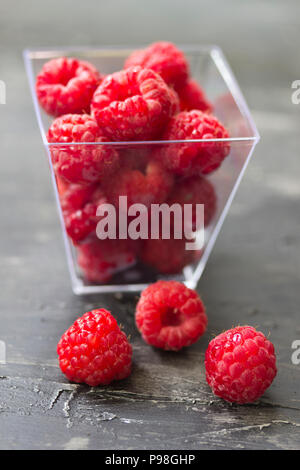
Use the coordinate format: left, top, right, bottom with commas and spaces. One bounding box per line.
156, 111, 230, 176
135, 281, 207, 351
77, 238, 137, 283
36, 57, 101, 116
57, 308, 132, 386
60, 183, 95, 213
140, 237, 198, 274
103, 160, 174, 209
178, 79, 213, 113
61, 184, 107, 243
91, 66, 178, 141
166, 175, 217, 231
205, 326, 277, 404
47, 114, 119, 184
125, 42, 189, 89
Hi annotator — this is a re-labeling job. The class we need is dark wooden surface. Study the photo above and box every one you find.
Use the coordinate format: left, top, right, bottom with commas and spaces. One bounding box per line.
0, 0, 300, 450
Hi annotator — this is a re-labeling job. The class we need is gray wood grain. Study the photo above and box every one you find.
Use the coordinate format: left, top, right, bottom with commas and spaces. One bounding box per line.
0, 0, 300, 450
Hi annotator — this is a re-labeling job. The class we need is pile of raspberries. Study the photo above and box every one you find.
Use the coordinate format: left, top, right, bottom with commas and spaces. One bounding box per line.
57, 281, 277, 405
37, 46, 276, 406
36, 42, 230, 284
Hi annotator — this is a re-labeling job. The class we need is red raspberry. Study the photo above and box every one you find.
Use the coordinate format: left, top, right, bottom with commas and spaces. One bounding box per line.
156, 111, 230, 176
178, 79, 213, 113
36, 57, 101, 116
91, 66, 178, 141
166, 175, 217, 232
140, 237, 198, 274
125, 42, 189, 89
135, 281, 207, 351
205, 326, 277, 404
57, 308, 132, 386
77, 238, 138, 283
47, 114, 119, 184
61, 184, 107, 244
60, 182, 95, 213
103, 160, 174, 209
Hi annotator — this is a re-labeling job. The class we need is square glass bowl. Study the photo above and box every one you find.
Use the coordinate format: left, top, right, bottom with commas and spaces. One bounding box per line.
24, 45, 259, 294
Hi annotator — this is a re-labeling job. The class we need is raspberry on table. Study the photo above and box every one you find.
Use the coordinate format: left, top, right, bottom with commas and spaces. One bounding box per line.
166, 175, 217, 232
36, 57, 101, 116
61, 184, 108, 244
47, 114, 119, 185
205, 326, 277, 404
135, 280, 207, 351
103, 160, 174, 209
155, 110, 230, 176
77, 238, 138, 284
91, 66, 178, 141
178, 79, 213, 113
125, 41, 189, 89
57, 308, 132, 386
140, 237, 199, 274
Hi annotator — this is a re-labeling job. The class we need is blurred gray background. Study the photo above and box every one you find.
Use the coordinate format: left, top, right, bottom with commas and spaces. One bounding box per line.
0, 0, 300, 450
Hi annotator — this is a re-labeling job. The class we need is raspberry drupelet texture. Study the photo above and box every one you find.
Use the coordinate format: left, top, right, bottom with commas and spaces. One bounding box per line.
47, 114, 119, 184
59, 182, 95, 213
178, 79, 213, 113
36, 57, 101, 116
103, 160, 174, 209
57, 308, 132, 386
125, 42, 189, 89
77, 238, 138, 283
60, 184, 108, 244
135, 281, 207, 351
205, 326, 277, 404
91, 66, 179, 141
156, 110, 230, 176
166, 175, 217, 232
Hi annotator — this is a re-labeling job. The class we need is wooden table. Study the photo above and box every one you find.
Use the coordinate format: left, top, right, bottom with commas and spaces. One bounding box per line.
0, 0, 299, 450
